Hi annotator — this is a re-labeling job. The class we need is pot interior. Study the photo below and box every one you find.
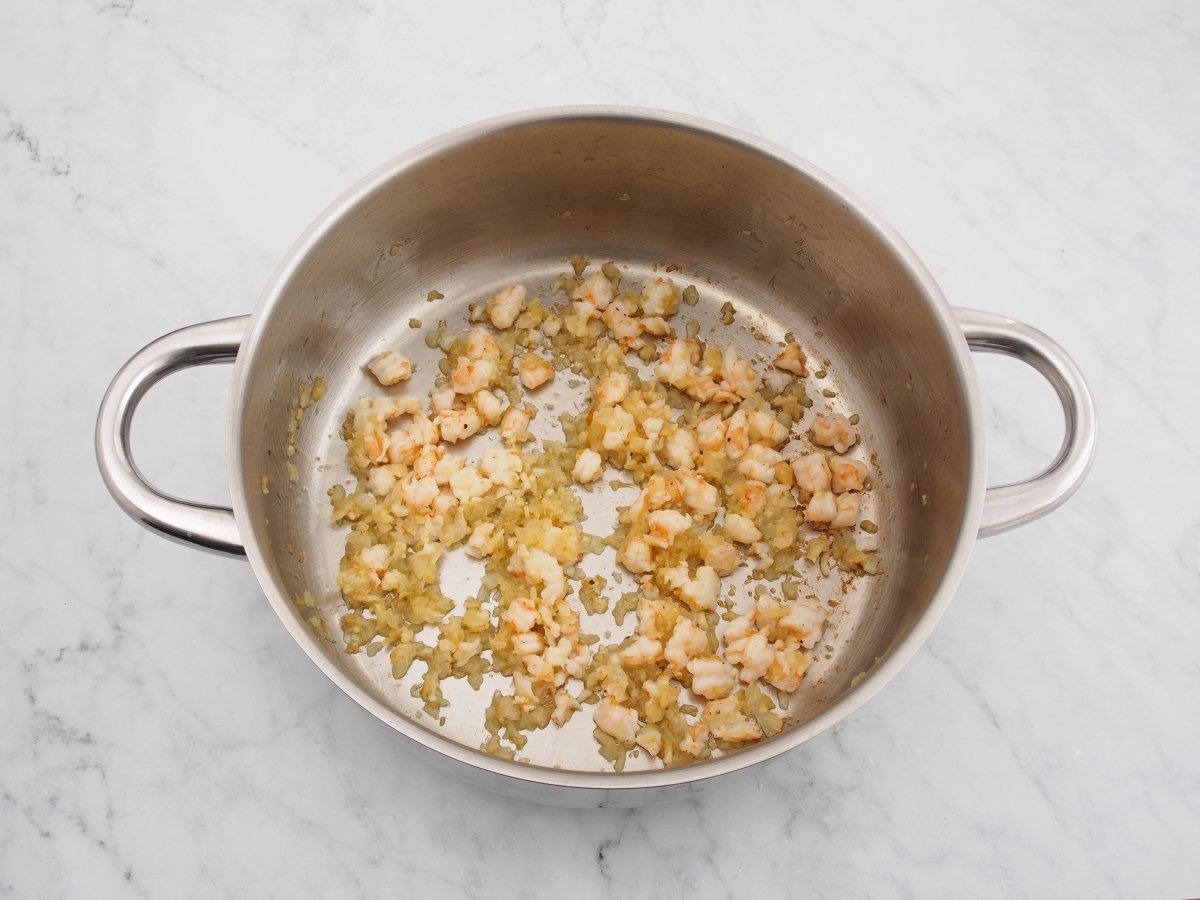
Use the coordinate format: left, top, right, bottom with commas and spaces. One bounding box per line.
234, 111, 975, 775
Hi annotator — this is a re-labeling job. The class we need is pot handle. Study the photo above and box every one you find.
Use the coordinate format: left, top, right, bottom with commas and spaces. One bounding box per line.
95, 316, 250, 557
954, 308, 1098, 537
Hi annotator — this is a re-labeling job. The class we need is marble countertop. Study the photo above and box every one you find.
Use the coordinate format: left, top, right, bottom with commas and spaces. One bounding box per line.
3, 1, 1197, 896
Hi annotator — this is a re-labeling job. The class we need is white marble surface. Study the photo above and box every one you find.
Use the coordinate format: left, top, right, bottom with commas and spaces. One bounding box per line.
2, 0, 1198, 895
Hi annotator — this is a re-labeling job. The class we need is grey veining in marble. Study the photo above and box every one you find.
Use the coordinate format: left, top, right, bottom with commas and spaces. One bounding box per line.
2, 0, 1198, 896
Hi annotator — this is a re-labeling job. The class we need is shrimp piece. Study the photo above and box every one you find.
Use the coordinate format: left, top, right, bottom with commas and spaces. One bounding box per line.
498, 405, 530, 441
765, 639, 810, 692
804, 489, 838, 524
366, 350, 413, 386
509, 546, 567, 603
728, 480, 767, 519
780, 595, 826, 649
449, 465, 491, 502
791, 452, 830, 494
478, 448, 523, 488
451, 354, 498, 394
636, 726, 663, 757
411, 445, 444, 480
737, 444, 783, 483
400, 475, 439, 511
594, 372, 631, 407
723, 512, 762, 544
519, 353, 554, 390
680, 720, 710, 757
430, 386, 455, 415
472, 390, 505, 426
641, 316, 670, 337
593, 697, 639, 743
501, 595, 540, 632
464, 327, 500, 360
357, 543, 390, 576
432, 453, 463, 485
703, 696, 763, 743
552, 689, 580, 726
721, 347, 761, 398
696, 414, 727, 452
829, 456, 867, 493
724, 410, 750, 459
437, 407, 483, 444
728, 630, 773, 683
773, 343, 807, 376
541, 313, 562, 338
811, 413, 856, 454
641, 417, 665, 448
679, 566, 720, 611
655, 338, 700, 389
621, 635, 664, 667
573, 448, 603, 484
618, 536, 654, 574
748, 409, 789, 447
600, 405, 636, 450
664, 427, 698, 470
646, 509, 693, 549
664, 618, 709, 672
642, 277, 679, 317
602, 300, 645, 351
512, 632, 545, 655
572, 271, 615, 312
831, 492, 861, 529
485, 283, 527, 330
687, 656, 738, 700
679, 471, 719, 516
465, 522, 500, 558
367, 466, 396, 497
701, 536, 742, 576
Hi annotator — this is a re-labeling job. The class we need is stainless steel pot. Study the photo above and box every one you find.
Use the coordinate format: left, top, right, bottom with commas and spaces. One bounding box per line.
96, 107, 1097, 807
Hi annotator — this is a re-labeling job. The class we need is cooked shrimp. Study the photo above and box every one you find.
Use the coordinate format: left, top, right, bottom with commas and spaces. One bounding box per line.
791, 452, 831, 493
773, 343, 807, 376
472, 390, 505, 426
696, 414, 726, 452
831, 492, 861, 529
501, 595, 540, 632
509, 546, 567, 603
400, 475, 439, 511
451, 354, 498, 394
829, 456, 867, 493
486, 283, 527, 330
449, 465, 490, 502
779, 595, 826, 649
552, 689, 580, 726
726, 630, 773, 683
664, 618, 709, 672
367, 466, 396, 497
687, 656, 737, 700
572, 272, 615, 312
437, 407, 483, 444
636, 726, 663, 757
366, 350, 413, 386
748, 409, 789, 447
573, 448, 603, 484
430, 386, 455, 415
519, 353, 554, 390
618, 536, 654, 574
723, 512, 762, 544
655, 339, 700, 389
646, 509, 693, 548
703, 696, 763, 742
765, 639, 810, 692
724, 410, 750, 459
737, 444, 783, 483
811, 413, 856, 453
721, 347, 761, 398
593, 697, 639, 743
678, 566, 720, 611
594, 372, 631, 407
679, 471, 719, 516
621, 635, 664, 667
642, 277, 679, 317
664, 427, 698, 470
498, 405, 530, 441
478, 448, 522, 488
804, 489, 837, 524
701, 536, 742, 576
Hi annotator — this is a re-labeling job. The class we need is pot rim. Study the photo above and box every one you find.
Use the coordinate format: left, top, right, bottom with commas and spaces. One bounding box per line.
227, 105, 987, 794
